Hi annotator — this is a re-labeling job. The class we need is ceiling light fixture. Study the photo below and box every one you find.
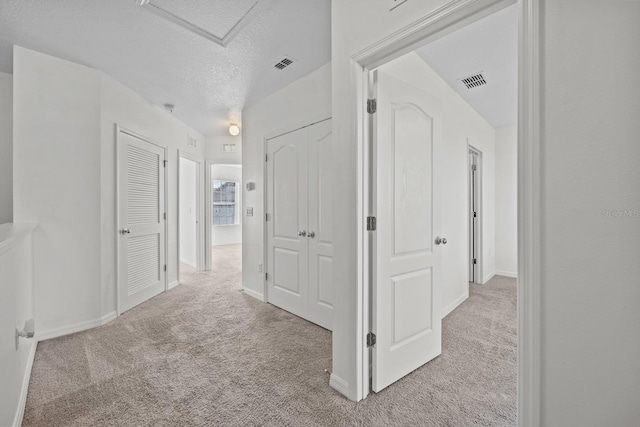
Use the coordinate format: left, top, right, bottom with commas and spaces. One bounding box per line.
164, 103, 175, 113
229, 124, 240, 136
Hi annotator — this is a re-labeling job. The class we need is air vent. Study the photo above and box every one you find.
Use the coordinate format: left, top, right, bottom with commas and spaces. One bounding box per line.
460, 73, 487, 89
273, 57, 295, 70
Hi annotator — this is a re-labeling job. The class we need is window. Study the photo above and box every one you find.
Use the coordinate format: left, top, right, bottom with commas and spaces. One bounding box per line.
213, 180, 239, 226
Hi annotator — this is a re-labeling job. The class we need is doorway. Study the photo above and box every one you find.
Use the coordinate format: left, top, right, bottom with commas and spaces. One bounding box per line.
353, 0, 521, 413
468, 146, 482, 284
208, 164, 242, 271
178, 153, 202, 279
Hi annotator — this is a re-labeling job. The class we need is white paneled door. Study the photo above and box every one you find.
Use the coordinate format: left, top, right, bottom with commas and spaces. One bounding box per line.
266, 119, 333, 330
372, 72, 443, 392
118, 130, 166, 313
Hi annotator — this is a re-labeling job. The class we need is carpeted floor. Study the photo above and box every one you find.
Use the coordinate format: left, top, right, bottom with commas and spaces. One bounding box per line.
23, 244, 517, 426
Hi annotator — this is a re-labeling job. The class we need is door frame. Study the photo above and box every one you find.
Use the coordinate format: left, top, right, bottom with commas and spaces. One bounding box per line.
262, 116, 332, 301
115, 124, 169, 316
177, 151, 204, 280
351, 0, 541, 424
468, 144, 483, 284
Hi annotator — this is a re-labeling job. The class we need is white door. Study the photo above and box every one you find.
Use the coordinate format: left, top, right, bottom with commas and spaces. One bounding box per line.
266, 120, 334, 329
118, 131, 166, 313
372, 71, 443, 392
266, 127, 309, 320
307, 119, 334, 329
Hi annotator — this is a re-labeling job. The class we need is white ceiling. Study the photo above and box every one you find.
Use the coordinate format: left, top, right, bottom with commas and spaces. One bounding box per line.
0, 0, 331, 135
415, 4, 518, 128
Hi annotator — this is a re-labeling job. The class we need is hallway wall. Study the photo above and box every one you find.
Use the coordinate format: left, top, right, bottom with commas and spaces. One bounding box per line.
495, 124, 517, 277
242, 63, 331, 300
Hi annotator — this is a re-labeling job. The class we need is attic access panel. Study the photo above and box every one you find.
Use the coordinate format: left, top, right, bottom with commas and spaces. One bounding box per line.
141, 0, 265, 46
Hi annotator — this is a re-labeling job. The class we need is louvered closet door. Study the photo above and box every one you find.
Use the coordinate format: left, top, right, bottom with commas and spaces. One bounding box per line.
118, 131, 166, 313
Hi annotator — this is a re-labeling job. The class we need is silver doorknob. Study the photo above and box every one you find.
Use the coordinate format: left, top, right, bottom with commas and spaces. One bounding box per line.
120, 228, 131, 235
308, 231, 315, 238
435, 236, 447, 245
298, 230, 307, 237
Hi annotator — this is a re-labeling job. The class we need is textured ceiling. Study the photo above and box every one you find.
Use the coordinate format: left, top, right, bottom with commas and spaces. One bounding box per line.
0, 0, 331, 135
416, 4, 518, 128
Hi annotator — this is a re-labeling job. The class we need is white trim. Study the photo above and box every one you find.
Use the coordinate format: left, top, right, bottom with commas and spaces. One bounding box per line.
241, 287, 265, 302
518, 0, 542, 425
139, 0, 267, 47
441, 291, 469, 319
329, 374, 350, 397
468, 143, 484, 284
496, 270, 518, 279
36, 311, 117, 342
168, 280, 180, 290
12, 340, 36, 427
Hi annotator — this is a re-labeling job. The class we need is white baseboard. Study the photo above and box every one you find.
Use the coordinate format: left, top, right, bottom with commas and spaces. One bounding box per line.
241, 287, 265, 302
441, 291, 469, 319
13, 340, 37, 427
495, 270, 518, 279
482, 271, 496, 284
36, 311, 117, 342
168, 280, 180, 290
329, 373, 350, 397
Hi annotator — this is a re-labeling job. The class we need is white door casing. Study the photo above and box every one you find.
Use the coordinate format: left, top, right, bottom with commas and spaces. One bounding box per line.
118, 130, 166, 313
266, 127, 310, 320
372, 71, 443, 392
266, 119, 334, 330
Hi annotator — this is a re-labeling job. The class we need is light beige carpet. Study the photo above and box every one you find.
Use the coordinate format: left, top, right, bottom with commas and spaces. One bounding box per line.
23, 244, 516, 426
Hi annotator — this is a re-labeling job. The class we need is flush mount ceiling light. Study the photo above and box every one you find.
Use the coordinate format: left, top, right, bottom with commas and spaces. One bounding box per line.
229, 124, 240, 136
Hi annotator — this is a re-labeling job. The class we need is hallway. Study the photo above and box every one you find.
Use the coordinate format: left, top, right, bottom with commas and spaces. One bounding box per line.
24, 244, 516, 426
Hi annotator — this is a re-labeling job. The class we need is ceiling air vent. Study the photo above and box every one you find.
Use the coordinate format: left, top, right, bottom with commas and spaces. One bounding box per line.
460, 72, 487, 89
273, 57, 295, 70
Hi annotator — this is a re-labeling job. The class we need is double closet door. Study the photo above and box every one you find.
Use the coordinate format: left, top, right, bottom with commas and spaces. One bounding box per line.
266, 119, 333, 330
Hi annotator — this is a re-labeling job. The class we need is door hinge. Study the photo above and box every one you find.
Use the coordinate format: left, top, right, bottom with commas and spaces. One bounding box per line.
471, 164, 477, 171
265, 154, 268, 162
265, 272, 269, 281
367, 332, 376, 347
163, 160, 168, 167
164, 264, 167, 272
367, 98, 377, 114
163, 212, 167, 220
473, 211, 477, 218
473, 258, 477, 265
265, 213, 270, 222
366, 216, 377, 231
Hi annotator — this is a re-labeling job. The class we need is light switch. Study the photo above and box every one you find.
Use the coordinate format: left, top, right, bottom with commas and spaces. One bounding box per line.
246, 207, 254, 217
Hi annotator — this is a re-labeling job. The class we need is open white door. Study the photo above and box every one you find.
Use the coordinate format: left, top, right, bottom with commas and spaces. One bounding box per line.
118, 130, 166, 313
372, 71, 443, 392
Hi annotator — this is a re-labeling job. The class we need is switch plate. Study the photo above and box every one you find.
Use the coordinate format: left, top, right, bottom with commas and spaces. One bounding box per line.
246, 207, 254, 217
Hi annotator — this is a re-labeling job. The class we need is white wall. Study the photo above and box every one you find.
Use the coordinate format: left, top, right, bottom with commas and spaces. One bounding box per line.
0, 72, 12, 225
541, 1, 640, 424
495, 124, 517, 277
179, 157, 198, 267
242, 63, 331, 298
379, 52, 496, 314
211, 164, 242, 246
99, 68, 205, 316
14, 46, 103, 336
206, 134, 242, 165
0, 224, 35, 427
14, 46, 205, 337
